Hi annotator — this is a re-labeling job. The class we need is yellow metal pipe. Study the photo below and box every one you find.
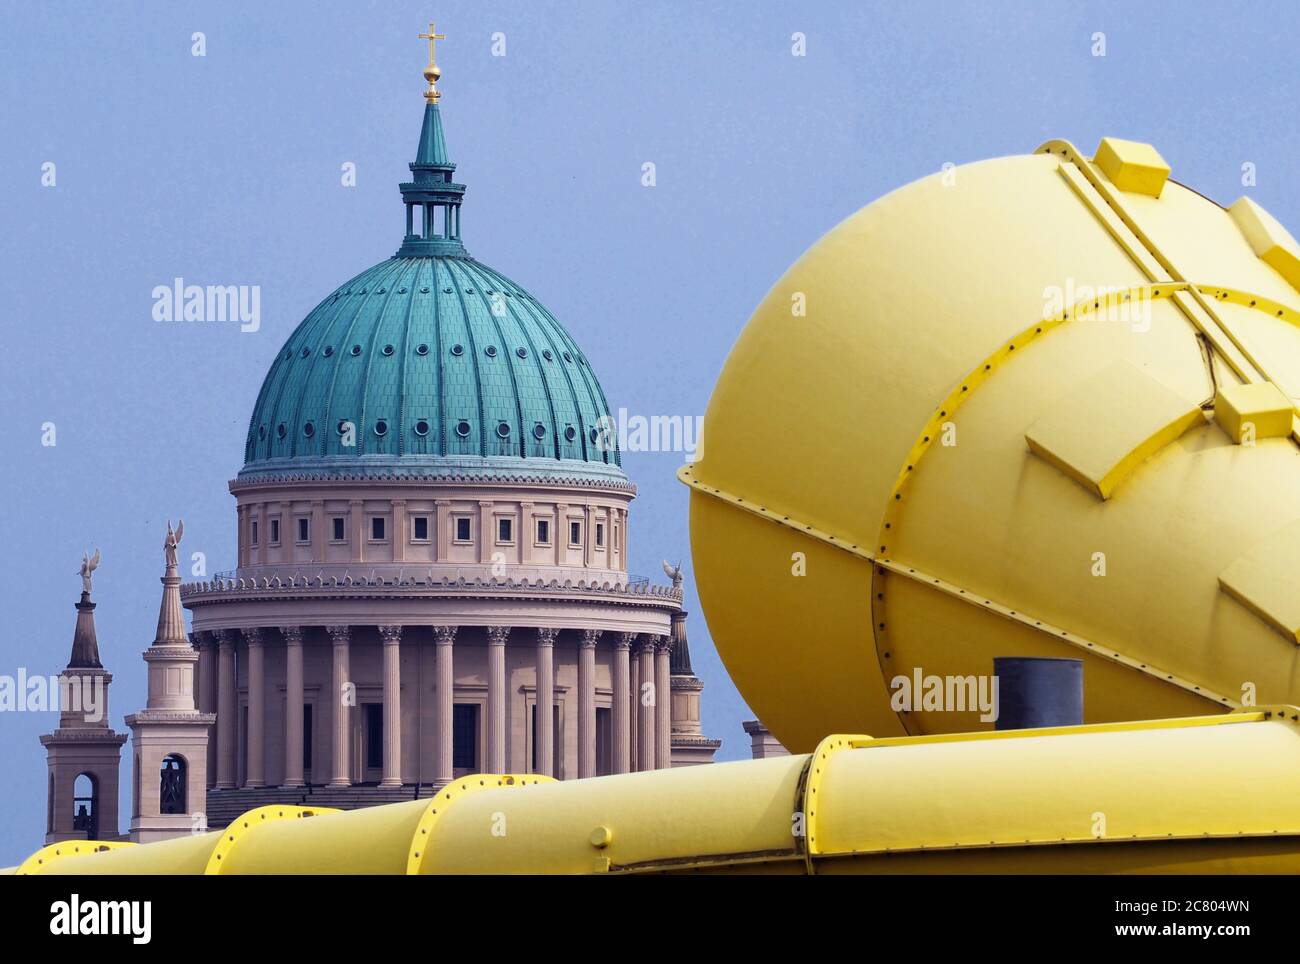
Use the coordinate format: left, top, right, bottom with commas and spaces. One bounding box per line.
19, 708, 1300, 874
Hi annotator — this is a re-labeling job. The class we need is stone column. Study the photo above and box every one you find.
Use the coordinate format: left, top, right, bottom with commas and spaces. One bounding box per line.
628, 636, 640, 771
637, 635, 655, 772
243, 627, 266, 788
349, 499, 365, 564
535, 627, 557, 777
519, 502, 533, 565
379, 625, 403, 787
578, 630, 599, 778
327, 625, 352, 787
215, 629, 237, 789
391, 501, 407, 564
194, 631, 217, 788
477, 501, 494, 564
612, 632, 632, 774
654, 634, 672, 770
281, 625, 305, 788
311, 501, 325, 564
433, 626, 456, 786
486, 626, 509, 772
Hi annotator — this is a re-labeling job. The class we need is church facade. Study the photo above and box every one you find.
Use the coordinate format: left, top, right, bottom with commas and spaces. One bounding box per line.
41, 30, 719, 844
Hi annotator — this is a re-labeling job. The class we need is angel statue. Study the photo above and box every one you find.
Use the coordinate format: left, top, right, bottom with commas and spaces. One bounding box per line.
661, 559, 684, 589
164, 519, 185, 568
78, 548, 101, 594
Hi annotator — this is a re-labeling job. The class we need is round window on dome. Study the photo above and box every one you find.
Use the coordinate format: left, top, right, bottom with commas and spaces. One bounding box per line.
304, 422, 315, 438
450, 344, 464, 357
337, 419, 351, 436
455, 419, 471, 438
415, 343, 429, 356
300, 347, 311, 358
564, 426, 577, 442
382, 344, 395, 356
323, 346, 334, 357
589, 427, 599, 443
516, 347, 528, 359
420, 286, 430, 293
496, 422, 511, 438
485, 345, 498, 358
563, 351, 573, 363
543, 350, 554, 361
398, 287, 407, 294
258, 425, 266, 440
350, 345, 362, 356
374, 419, 389, 437
533, 423, 546, 440
414, 419, 430, 436
276, 423, 287, 439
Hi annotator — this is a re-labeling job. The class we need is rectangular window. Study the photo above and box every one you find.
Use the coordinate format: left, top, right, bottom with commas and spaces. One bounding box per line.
535, 519, 550, 545
413, 516, 429, 541
365, 703, 383, 769
455, 516, 471, 542
270, 518, 280, 545
497, 517, 513, 544
251, 520, 259, 546
595, 522, 605, 547
596, 707, 612, 776
370, 516, 386, 541
453, 703, 479, 771
569, 521, 582, 546
303, 704, 313, 772
297, 517, 310, 543
332, 517, 345, 542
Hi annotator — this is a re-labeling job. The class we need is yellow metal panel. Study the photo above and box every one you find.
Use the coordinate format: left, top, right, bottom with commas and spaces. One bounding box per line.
1024, 361, 1204, 499
1093, 137, 1170, 198
422, 757, 808, 874
1230, 195, 1300, 293
1215, 380, 1294, 442
813, 710, 1300, 862
1219, 520, 1300, 644
15, 840, 135, 875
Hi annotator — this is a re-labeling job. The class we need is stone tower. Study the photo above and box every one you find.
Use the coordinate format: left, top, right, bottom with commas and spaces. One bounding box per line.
669, 609, 721, 766
126, 522, 214, 842
40, 555, 128, 843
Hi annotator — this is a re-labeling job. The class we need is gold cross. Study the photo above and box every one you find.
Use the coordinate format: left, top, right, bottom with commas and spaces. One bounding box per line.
419, 22, 446, 65
418, 22, 447, 102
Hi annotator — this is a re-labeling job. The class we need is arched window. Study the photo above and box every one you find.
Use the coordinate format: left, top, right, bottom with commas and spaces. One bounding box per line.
160, 755, 186, 815
72, 772, 98, 838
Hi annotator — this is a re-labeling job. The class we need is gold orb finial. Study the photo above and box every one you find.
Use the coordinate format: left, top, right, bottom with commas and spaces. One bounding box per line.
419, 21, 447, 103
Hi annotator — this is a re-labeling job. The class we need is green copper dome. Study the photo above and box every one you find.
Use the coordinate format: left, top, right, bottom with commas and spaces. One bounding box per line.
240, 102, 624, 484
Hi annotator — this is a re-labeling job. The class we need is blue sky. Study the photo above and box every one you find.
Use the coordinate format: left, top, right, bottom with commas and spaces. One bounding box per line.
3, 0, 1300, 862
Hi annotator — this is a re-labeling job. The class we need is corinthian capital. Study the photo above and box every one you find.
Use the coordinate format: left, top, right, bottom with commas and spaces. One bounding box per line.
432, 625, 458, 645
378, 625, 403, 645
536, 627, 558, 647
326, 625, 351, 646
279, 625, 304, 646
580, 629, 601, 649
486, 626, 511, 645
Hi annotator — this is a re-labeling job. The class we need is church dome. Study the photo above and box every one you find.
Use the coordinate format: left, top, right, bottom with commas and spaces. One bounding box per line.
240, 98, 622, 484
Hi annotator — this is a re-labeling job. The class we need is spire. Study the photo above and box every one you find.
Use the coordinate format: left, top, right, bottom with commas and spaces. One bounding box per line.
397, 24, 467, 258
415, 101, 451, 166
68, 548, 102, 668
153, 520, 188, 647
69, 591, 102, 669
